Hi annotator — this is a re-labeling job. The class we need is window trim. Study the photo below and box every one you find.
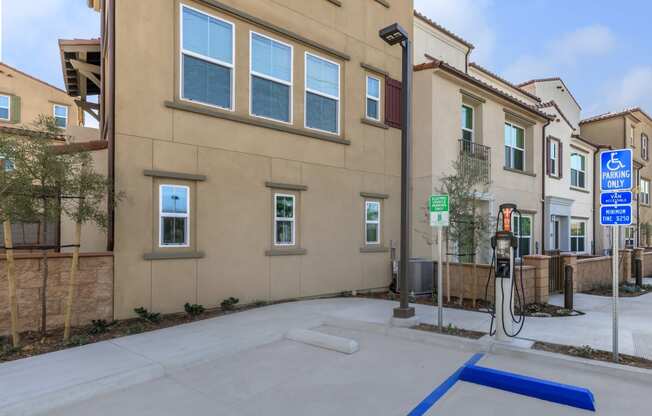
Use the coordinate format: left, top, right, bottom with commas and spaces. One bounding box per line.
304, 51, 341, 136
513, 214, 532, 259
641, 177, 650, 206
179, 3, 236, 112
504, 121, 525, 171
365, 75, 381, 122
53, 104, 68, 128
364, 200, 381, 245
548, 138, 560, 177
461, 104, 474, 142
570, 152, 587, 189
248, 30, 294, 125
273, 193, 296, 247
0, 94, 10, 121
625, 225, 636, 248
642, 133, 649, 161
159, 184, 190, 248
570, 219, 586, 253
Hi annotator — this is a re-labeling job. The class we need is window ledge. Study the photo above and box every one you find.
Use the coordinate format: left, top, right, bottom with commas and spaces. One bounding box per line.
570, 186, 590, 194
360, 192, 389, 199
144, 170, 207, 181
547, 174, 561, 180
325, 0, 342, 6
360, 246, 389, 253
265, 182, 308, 191
374, 0, 390, 8
265, 248, 307, 256
503, 167, 536, 177
144, 251, 205, 260
165, 100, 351, 146
360, 118, 389, 130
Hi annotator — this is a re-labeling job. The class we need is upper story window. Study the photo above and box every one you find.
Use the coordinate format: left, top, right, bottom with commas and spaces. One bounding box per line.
365, 200, 380, 244
461, 105, 473, 142
642, 134, 649, 161
504, 122, 524, 171
547, 138, 560, 177
305, 52, 340, 134
53, 104, 68, 128
274, 193, 295, 246
630, 126, 635, 148
641, 178, 650, 205
571, 152, 586, 188
250, 32, 292, 123
0, 95, 10, 121
159, 184, 190, 247
366, 75, 381, 121
181, 5, 234, 110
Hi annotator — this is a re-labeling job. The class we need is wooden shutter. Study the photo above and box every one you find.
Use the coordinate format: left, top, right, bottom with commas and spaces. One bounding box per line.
385, 77, 402, 129
9, 95, 20, 124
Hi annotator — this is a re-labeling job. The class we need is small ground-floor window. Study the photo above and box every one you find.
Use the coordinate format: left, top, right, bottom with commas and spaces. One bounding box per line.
570, 220, 586, 252
624, 226, 636, 248
274, 193, 295, 246
513, 214, 532, 258
159, 184, 189, 247
365, 200, 380, 244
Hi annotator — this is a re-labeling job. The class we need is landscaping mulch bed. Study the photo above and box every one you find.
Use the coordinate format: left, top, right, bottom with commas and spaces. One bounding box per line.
583, 283, 652, 298
413, 323, 486, 340
0, 300, 273, 363
533, 341, 652, 370
360, 291, 582, 317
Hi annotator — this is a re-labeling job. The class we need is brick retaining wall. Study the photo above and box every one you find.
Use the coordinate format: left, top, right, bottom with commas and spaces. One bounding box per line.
0, 252, 113, 335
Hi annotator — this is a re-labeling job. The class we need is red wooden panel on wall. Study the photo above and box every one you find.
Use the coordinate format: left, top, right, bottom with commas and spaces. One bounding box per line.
385, 77, 402, 129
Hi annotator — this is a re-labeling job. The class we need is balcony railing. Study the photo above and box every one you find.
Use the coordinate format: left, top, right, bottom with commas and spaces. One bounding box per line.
458, 139, 491, 183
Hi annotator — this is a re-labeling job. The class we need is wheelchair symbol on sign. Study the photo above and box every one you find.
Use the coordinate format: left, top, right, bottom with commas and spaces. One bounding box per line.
606, 153, 626, 171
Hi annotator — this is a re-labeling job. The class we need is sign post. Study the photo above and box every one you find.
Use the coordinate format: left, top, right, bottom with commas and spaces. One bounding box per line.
429, 195, 449, 331
599, 149, 633, 362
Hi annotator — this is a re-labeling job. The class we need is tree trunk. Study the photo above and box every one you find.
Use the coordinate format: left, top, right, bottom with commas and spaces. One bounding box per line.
63, 221, 82, 341
3, 220, 20, 347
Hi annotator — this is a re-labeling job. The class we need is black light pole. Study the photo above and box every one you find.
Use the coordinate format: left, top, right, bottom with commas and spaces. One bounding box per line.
379, 23, 415, 320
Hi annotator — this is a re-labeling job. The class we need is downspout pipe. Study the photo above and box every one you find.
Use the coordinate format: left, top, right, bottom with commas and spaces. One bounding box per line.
541, 119, 551, 254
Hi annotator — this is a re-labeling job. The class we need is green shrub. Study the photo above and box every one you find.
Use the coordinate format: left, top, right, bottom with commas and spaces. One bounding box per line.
134, 307, 161, 323
573, 345, 595, 358
184, 303, 205, 318
67, 335, 89, 347
220, 297, 240, 311
252, 299, 268, 307
88, 319, 113, 335
126, 323, 145, 335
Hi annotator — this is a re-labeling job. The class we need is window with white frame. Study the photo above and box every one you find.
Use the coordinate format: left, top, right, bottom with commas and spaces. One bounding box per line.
513, 214, 531, 258
274, 193, 295, 246
570, 220, 586, 252
181, 5, 234, 110
548, 139, 559, 177
366, 75, 380, 121
642, 134, 649, 161
0, 95, 10, 120
305, 53, 340, 134
641, 178, 650, 205
250, 32, 292, 123
625, 226, 636, 248
53, 104, 68, 128
504, 122, 525, 171
461, 105, 473, 143
571, 152, 586, 188
160, 185, 189, 247
365, 200, 380, 244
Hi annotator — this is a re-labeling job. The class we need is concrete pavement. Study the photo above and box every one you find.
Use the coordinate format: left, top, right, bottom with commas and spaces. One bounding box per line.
2, 296, 652, 415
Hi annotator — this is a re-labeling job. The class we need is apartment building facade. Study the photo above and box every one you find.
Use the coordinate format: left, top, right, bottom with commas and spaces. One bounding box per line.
82, 0, 413, 318
412, 12, 552, 263
579, 108, 652, 252
519, 79, 597, 255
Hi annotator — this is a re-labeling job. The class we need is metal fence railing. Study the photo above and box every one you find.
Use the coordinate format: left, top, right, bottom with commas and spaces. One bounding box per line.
458, 139, 491, 183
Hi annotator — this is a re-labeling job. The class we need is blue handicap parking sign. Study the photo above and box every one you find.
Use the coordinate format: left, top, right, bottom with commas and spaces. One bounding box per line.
601, 191, 632, 205
600, 149, 633, 191
600, 205, 632, 226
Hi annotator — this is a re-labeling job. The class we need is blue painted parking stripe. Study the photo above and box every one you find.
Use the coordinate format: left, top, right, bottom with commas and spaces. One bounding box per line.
407, 353, 484, 416
459, 364, 596, 412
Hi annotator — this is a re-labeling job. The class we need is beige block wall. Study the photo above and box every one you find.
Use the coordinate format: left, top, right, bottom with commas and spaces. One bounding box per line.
0, 253, 113, 335
0, 63, 80, 128
111, 0, 412, 318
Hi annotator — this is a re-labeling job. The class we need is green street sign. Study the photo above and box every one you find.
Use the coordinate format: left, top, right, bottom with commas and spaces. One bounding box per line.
429, 195, 449, 227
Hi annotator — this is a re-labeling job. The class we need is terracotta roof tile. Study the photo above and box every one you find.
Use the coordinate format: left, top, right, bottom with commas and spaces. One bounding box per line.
580, 107, 652, 125
536, 100, 575, 130
468, 62, 541, 102
517, 77, 582, 110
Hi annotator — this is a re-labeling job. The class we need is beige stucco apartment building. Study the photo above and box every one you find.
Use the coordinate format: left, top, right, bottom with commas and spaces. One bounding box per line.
580, 108, 652, 252
81, 0, 413, 318
412, 13, 552, 263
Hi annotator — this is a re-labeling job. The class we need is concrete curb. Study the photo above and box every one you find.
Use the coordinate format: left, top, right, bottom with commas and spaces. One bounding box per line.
0, 363, 164, 416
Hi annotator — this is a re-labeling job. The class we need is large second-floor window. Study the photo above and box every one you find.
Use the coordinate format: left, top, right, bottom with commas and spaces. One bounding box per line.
0, 95, 10, 121
642, 134, 649, 161
53, 104, 68, 128
305, 53, 340, 134
571, 153, 586, 188
641, 178, 650, 205
504, 122, 524, 171
461, 105, 473, 143
181, 5, 234, 110
250, 32, 292, 123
